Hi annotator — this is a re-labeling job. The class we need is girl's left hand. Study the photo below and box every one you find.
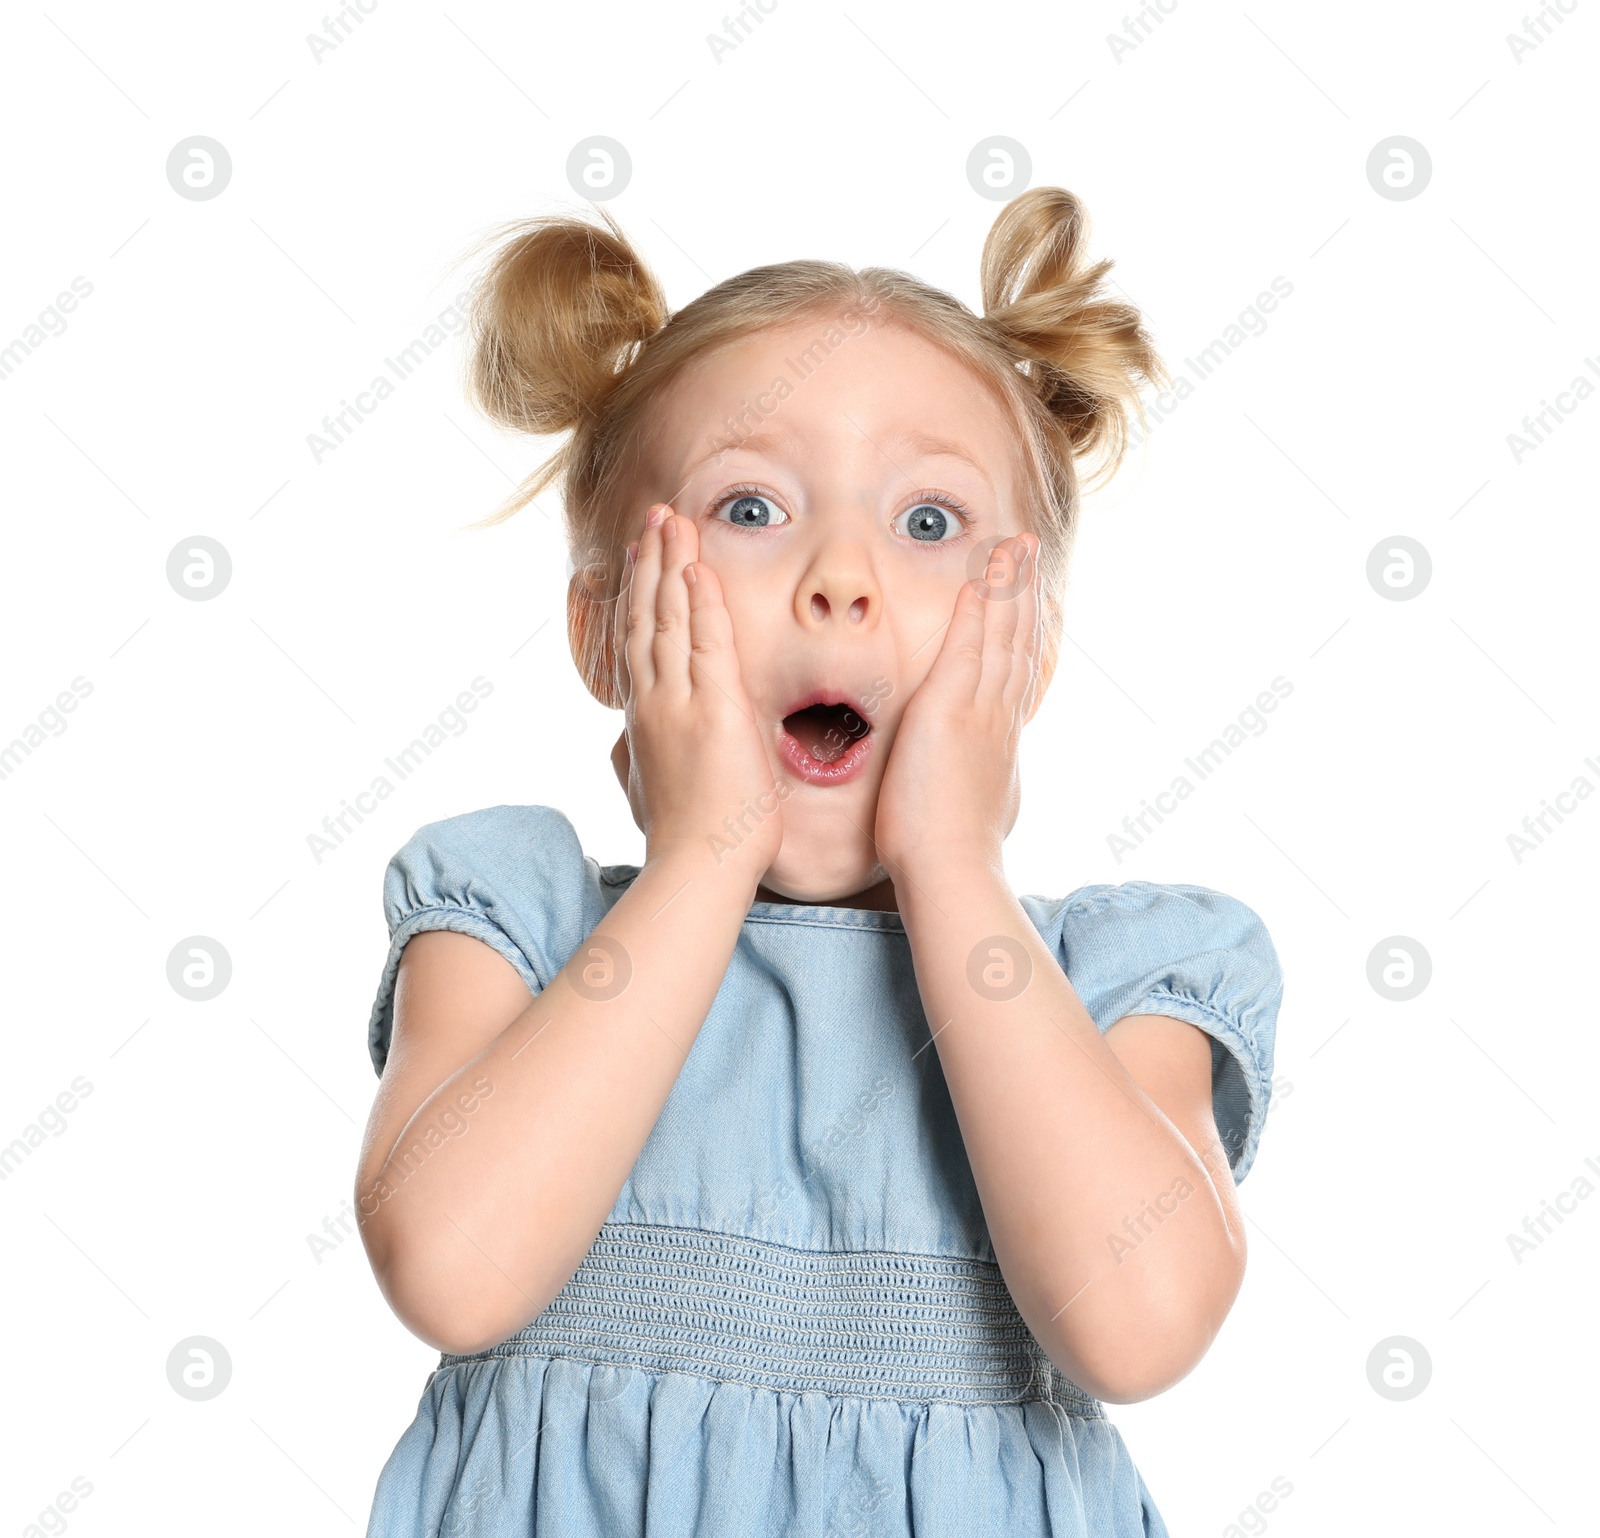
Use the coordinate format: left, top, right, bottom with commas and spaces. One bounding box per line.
874, 533, 1042, 881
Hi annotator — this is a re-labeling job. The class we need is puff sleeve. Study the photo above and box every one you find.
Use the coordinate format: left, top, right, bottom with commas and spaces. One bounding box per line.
1036, 882, 1285, 1185
365, 804, 599, 1077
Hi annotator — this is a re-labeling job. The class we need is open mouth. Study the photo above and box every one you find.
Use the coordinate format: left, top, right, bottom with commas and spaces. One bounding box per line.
783, 702, 871, 763
777, 693, 876, 785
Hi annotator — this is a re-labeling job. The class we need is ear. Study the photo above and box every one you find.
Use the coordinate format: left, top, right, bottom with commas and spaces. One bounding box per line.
1024, 650, 1056, 725
1023, 620, 1061, 725
610, 727, 630, 793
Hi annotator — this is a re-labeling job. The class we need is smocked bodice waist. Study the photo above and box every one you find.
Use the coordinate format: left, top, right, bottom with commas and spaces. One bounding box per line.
437, 1221, 1104, 1414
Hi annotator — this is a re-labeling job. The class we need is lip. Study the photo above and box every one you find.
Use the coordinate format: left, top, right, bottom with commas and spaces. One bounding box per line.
777, 723, 876, 785
775, 687, 878, 787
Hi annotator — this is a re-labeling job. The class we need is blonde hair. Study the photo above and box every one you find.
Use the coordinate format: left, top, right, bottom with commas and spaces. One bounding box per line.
457, 188, 1168, 710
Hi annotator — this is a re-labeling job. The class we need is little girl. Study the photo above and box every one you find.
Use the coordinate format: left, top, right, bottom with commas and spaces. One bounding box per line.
356, 185, 1285, 1538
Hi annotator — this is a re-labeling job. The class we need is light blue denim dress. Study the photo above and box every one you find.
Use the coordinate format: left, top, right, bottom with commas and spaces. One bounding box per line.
363, 804, 1283, 1538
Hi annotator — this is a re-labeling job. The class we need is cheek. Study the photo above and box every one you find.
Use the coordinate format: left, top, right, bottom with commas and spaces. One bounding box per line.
874, 636, 930, 726
885, 571, 967, 685
714, 570, 782, 670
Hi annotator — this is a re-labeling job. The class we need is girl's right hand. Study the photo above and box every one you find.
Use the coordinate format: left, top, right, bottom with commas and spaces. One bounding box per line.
611, 504, 785, 883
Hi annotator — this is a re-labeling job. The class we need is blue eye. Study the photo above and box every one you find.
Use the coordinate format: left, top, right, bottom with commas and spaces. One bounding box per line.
896, 501, 963, 542
714, 489, 789, 528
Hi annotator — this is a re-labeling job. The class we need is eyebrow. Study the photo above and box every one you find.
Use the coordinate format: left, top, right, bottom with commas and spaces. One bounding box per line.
877, 426, 994, 489
682, 428, 799, 484
682, 422, 993, 490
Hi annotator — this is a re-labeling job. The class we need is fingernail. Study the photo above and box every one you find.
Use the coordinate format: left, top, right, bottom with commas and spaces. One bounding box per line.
645, 504, 668, 528
684, 562, 697, 586
662, 512, 677, 541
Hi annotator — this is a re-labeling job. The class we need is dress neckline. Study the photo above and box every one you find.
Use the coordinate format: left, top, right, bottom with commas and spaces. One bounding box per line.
597, 862, 908, 933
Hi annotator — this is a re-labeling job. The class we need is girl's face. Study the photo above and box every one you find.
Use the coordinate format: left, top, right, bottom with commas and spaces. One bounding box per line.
623, 313, 1035, 908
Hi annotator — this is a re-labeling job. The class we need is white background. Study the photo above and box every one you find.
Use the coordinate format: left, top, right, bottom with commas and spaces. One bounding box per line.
2, 2, 1595, 1534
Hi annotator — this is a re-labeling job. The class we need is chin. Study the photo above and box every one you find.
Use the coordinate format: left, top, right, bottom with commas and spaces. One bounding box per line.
759, 839, 885, 906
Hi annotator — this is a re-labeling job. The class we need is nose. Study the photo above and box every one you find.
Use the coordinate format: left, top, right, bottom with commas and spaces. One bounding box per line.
795, 539, 879, 630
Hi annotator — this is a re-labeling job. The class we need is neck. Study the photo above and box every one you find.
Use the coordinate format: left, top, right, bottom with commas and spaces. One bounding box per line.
754, 873, 900, 913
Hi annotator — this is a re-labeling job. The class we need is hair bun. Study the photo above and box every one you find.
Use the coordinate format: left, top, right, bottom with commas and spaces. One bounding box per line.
464, 206, 669, 438
979, 186, 1167, 485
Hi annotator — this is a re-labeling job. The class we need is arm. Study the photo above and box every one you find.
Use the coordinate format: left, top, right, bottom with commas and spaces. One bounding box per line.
355, 848, 756, 1357
873, 533, 1244, 1403
355, 502, 781, 1356
895, 863, 1244, 1404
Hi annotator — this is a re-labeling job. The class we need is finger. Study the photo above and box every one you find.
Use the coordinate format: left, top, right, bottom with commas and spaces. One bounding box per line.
612, 534, 639, 707
624, 505, 667, 696
651, 507, 693, 694
682, 552, 747, 704
979, 537, 1024, 698
932, 567, 988, 700
1005, 535, 1042, 718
